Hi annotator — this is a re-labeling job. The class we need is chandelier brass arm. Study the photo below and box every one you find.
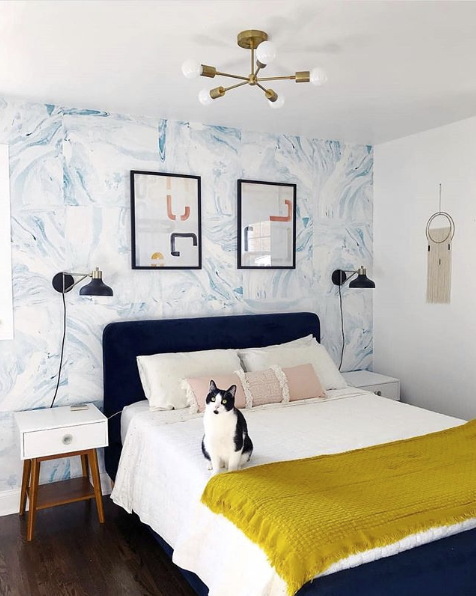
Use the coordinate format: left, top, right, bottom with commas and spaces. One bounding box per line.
212, 70, 250, 81
223, 81, 249, 92
182, 29, 328, 109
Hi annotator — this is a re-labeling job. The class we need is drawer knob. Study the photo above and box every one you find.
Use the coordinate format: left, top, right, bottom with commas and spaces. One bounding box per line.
374, 390, 382, 396
62, 434, 73, 445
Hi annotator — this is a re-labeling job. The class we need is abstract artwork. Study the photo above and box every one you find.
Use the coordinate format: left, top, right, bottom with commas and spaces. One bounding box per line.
131, 171, 201, 269
238, 179, 296, 269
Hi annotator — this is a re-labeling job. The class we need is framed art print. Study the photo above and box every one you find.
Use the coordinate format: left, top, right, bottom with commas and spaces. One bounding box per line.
131, 171, 201, 269
237, 179, 296, 269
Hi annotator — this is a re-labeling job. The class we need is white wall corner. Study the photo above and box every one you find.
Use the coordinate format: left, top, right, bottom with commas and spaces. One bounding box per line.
0, 143, 14, 340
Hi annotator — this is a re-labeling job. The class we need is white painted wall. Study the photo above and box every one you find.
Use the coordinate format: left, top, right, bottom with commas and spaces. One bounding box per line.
0, 144, 13, 340
374, 116, 476, 421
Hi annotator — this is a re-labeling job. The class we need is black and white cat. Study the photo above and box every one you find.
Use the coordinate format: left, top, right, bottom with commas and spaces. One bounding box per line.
201, 380, 253, 476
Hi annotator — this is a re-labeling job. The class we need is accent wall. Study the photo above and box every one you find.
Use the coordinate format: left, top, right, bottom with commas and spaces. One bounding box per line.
0, 97, 373, 513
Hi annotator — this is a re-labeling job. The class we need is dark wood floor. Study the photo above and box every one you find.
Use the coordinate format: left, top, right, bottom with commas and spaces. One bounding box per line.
0, 498, 196, 596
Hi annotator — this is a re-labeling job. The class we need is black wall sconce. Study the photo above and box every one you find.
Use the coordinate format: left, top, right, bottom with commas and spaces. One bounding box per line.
332, 266, 375, 289
331, 265, 375, 370
52, 267, 113, 296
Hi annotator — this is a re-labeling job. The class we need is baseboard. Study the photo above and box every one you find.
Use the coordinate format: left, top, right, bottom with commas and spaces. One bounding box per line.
100, 471, 113, 495
0, 488, 23, 517
0, 472, 112, 517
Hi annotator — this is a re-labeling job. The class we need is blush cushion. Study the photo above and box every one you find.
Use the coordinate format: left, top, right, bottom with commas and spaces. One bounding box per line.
283, 364, 326, 401
183, 373, 247, 413
184, 364, 326, 413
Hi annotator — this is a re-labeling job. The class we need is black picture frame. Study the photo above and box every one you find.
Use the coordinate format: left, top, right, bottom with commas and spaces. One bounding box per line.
237, 179, 297, 269
131, 170, 202, 270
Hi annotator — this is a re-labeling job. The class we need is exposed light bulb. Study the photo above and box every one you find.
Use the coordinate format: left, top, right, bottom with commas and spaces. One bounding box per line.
198, 88, 214, 106
182, 60, 203, 79
256, 41, 277, 65
310, 66, 328, 86
268, 94, 285, 109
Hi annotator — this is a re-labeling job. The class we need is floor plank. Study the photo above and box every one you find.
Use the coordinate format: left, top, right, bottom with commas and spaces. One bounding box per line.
0, 498, 196, 596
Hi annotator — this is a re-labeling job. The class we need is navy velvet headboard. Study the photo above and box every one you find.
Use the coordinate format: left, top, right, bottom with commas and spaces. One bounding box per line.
103, 311, 320, 480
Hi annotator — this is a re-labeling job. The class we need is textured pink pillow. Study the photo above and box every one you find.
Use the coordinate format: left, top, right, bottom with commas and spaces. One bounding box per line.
184, 373, 246, 413
245, 369, 283, 407
283, 364, 326, 401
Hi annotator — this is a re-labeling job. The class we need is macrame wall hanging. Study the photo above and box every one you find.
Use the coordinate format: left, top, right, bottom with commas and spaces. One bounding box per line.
426, 184, 455, 304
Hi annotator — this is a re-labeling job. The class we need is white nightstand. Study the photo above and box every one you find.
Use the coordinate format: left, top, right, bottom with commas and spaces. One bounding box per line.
342, 371, 400, 401
14, 403, 108, 541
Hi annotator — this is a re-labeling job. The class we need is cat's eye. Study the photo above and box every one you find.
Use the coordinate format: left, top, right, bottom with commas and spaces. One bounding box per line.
210, 397, 215, 402
222, 399, 227, 404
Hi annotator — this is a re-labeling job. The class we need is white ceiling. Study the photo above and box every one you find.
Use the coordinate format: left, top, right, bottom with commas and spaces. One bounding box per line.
1, 0, 476, 145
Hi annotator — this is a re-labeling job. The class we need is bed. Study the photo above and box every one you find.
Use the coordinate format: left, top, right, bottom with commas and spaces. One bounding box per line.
103, 312, 476, 596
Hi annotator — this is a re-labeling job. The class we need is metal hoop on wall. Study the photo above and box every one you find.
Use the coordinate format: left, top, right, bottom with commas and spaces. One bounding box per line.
426, 211, 455, 245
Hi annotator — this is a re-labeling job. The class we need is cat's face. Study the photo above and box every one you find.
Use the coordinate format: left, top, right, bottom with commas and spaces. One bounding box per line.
205, 380, 236, 415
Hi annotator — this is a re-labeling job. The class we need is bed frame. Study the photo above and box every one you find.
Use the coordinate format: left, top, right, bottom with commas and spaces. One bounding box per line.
103, 312, 476, 596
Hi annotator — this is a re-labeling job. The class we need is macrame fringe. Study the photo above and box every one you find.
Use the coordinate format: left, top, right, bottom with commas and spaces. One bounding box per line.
181, 379, 199, 414
270, 365, 291, 404
234, 369, 253, 409
427, 227, 452, 304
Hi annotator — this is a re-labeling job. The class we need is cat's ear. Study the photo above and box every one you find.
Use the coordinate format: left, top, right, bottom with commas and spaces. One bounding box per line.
209, 380, 217, 392
227, 384, 237, 398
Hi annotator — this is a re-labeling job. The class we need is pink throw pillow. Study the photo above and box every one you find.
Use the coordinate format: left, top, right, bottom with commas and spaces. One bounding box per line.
283, 364, 326, 401
185, 373, 246, 413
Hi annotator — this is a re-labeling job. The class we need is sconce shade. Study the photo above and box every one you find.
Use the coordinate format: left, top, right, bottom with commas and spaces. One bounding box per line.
349, 273, 375, 289
79, 278, 113, 296
332, 266, 375, 289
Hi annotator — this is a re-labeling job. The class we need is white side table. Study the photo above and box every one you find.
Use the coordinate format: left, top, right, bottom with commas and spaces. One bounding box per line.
342, 371, 400, 401
14, 403, 108, 541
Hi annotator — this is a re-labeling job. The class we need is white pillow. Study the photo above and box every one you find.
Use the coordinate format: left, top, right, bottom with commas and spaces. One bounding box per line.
137, 348, 242, 410
241, 343, 347, 391
238, 334, 316, 366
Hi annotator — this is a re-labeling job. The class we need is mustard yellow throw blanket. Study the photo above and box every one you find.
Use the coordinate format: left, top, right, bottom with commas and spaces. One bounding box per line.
202, 420, 476, 595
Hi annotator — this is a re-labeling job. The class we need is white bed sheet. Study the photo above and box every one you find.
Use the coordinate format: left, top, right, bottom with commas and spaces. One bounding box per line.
121, 400, 149, 443
111, 390, 475, 596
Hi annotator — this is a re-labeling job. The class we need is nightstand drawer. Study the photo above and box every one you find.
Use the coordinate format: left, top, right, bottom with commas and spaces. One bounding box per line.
359, 382, 400, 401
22, 421, 107, 459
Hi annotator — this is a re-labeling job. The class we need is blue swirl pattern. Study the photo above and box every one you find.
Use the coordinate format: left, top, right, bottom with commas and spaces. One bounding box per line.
0, 99, 372, 493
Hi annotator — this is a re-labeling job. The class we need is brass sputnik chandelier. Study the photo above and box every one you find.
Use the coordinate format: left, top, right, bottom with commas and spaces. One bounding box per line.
182, 30, 328, 109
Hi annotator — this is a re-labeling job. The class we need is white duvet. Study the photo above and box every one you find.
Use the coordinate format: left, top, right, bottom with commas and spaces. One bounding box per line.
111, 390, 476, 596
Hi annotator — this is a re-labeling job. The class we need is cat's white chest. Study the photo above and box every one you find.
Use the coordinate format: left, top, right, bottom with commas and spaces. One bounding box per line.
204, 411, 236, 456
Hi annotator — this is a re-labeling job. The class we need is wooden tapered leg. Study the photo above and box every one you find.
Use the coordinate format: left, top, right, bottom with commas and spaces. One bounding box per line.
88, 449, 104, 523
19, 459, 31, 516
81, 454, 89, 478
27, 458, 40, 541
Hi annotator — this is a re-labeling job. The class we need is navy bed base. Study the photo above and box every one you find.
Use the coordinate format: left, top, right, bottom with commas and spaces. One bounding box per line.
103, 312, 476, 596
150, 527, 476, 596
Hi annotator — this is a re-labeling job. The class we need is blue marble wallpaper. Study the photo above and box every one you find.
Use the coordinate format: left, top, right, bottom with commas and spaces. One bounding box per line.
0, 98, 373, 499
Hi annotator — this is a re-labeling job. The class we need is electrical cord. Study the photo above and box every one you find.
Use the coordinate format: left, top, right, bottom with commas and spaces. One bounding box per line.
108, 409, 124, 420
338, 281, 345, 371
50, 290, 66, 408
49, 289, 123, 417
49, 283, 121, 416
